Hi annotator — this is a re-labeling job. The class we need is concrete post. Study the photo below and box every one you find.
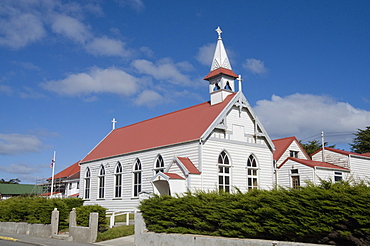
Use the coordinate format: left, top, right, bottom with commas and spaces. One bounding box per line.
51, 208, 59, 236
89, 213, 99, 243
69, 208, 76, 233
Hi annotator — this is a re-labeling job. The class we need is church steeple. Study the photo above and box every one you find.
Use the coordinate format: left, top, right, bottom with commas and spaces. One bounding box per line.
204, 27, 238, 105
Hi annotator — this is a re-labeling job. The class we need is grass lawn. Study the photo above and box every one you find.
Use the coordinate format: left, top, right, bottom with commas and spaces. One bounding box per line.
96, 225, 134, 242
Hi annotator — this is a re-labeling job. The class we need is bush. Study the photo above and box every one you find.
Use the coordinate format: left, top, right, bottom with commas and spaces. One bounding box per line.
75, 205, 107, 232
139, 182, 370, 245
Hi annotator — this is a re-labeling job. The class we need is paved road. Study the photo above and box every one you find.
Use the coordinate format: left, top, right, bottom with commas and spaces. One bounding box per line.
0, 233, 135, 246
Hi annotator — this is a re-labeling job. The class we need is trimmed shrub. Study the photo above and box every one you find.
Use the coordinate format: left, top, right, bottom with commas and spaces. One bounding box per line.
139, 182, 370, 245
75, 204, 107, 232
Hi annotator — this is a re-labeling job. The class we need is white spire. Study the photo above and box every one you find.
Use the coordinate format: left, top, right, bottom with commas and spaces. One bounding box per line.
211, 26, 232, 71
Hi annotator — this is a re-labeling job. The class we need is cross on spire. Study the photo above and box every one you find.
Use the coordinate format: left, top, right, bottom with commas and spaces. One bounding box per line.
216, 26, 222, 40
111, 118, 117, 130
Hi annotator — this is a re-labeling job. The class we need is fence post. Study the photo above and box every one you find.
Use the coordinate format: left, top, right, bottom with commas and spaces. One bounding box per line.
51, 208, 59, 236
109, 211, 115, 228
126, 212, 130, 226
89, 212, 98, 243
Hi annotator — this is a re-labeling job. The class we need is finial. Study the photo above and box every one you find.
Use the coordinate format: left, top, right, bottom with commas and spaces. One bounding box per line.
216, 26, 222, 40
237, 75, 243, 92
112, 118, 117, 130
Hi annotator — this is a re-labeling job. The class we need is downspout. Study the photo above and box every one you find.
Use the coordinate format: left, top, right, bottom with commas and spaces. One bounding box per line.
199, 138, 203, 190
313, 166, 317, 185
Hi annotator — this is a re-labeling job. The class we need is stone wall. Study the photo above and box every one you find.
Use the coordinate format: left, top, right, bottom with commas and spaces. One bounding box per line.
0, 222, 52, 238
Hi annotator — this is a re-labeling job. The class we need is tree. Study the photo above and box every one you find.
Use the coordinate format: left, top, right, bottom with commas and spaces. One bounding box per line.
0, 178, 21, 184
350, 126, 370, 154
300, 140, 336, 158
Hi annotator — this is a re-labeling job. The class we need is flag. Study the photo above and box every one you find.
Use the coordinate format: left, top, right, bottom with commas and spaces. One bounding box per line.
50, 159, 55, 168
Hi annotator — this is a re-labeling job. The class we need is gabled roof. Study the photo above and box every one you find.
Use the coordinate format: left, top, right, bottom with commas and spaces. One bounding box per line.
279, 157, 349, 171
272, 136, 310, 161
47, 161, 80, 181
177, 157, 201, 174
312, 147, 370, 159
163, 173, 185, 179
81, 94, 237, 163
204, 67, 238, 80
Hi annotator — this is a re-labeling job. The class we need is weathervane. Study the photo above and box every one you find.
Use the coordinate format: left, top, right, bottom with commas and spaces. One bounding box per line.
216, 26, 222, 40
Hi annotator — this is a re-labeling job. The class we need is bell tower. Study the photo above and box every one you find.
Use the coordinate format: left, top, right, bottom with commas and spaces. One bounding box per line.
204, 27, 238, 105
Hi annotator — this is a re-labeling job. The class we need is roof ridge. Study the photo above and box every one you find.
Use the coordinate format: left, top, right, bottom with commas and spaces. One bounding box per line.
115, 100, 211, 131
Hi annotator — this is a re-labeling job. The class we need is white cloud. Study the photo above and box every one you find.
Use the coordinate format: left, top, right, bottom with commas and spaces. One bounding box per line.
86, 36, 130, 57
41, 67, 139, 97
254, 93, 370, 143
132, 59, 193, 85
51, 14, 92, 43
0, 85, 13, 95
243, 58, 268, 75
0, 13, 46, 49
196, 43, 216, 66
0, 133, 43, 155
135, 90, 165, 106
115, 0, 145, 11
0, 163, 38, 175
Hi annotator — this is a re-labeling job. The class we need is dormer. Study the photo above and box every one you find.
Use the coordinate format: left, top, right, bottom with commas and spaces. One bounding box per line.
204, 27, 238, 105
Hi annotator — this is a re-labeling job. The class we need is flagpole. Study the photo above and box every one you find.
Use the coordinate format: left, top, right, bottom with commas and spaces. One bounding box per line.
50, 151, 56, 198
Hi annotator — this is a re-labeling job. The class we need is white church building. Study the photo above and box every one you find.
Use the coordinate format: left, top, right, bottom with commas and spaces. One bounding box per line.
79, 28, 276, 211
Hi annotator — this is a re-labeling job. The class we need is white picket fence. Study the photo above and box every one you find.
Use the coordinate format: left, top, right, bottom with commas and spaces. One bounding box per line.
106, 209, 138, 228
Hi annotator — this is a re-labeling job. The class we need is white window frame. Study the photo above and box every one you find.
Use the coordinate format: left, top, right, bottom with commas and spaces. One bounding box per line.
218, 151, 231, 193
84, 168, 90, 199
247, 154, 259, 190
114, 162, 123, 198
133, 159, 142, 197
98, 165, 105, 199
153, 155, 165, 174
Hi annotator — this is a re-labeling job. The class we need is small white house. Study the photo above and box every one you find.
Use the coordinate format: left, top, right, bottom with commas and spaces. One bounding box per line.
79, 27, 276, 211
277, 157, 350, 188
273, 137, 350, 188
312, 147, 370, 182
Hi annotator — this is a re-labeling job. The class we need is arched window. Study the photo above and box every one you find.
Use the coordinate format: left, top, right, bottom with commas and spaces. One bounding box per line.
154, 155, 164, 174
133, 159, 142, 197
84, 167, 90, 199
114, 162, 123, 198
247, 155, 258, 190
224, 81, 232, 90
98, 165, 105, 199
213, 83, 221, 91
218, 151, 231, 193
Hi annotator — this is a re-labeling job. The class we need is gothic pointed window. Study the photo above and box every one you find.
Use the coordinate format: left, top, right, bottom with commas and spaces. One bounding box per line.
84, 167, 90, 199
133, 159, 142, 197
218, 151, 231, 193
114, 162, 122, 198
98, 165, 105, 199
247, 155, 258, 190
214, 83, 221, 91
154, 155, 165, 174
224, 81, 232, 90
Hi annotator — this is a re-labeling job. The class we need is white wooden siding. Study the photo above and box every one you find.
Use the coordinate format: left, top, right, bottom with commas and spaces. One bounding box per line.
276, 140, 309, 166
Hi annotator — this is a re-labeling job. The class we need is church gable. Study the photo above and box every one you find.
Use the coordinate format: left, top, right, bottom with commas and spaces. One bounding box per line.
201, 92, 275, 151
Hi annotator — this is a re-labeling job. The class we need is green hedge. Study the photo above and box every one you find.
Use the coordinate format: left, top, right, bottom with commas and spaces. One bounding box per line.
76, 204, 107, 232
139, 181, 370, 245
0, 197, 84, 229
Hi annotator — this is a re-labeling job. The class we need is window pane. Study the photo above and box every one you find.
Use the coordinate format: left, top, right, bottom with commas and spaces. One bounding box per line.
219, 176, 223, 184
225, 167, 229, 173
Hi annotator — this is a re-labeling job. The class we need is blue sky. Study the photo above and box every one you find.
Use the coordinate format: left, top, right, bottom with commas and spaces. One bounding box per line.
1, 0, 369, 184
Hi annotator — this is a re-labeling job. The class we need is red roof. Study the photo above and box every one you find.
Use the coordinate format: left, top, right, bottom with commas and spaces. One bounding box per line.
81, 94, 236, 163
363, 153, 370, 157
68, 193, 79, 197
272, 136, 309, 161
164, 173, 185, 179
39, 191, 62, 196
279, 157, 348, 170
177, 157, 201, 174
203, 67, 238, 80
47, 161, 80, 181
312, 147, 370, 158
